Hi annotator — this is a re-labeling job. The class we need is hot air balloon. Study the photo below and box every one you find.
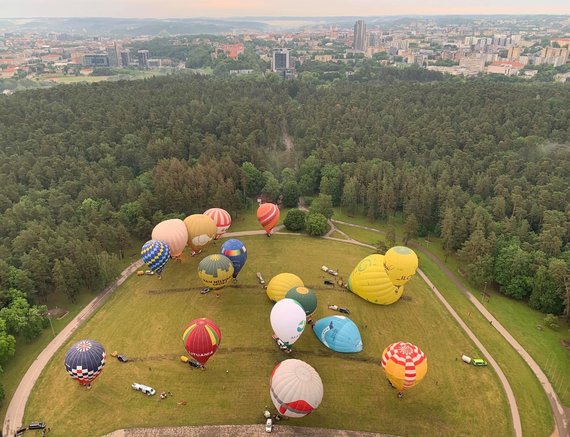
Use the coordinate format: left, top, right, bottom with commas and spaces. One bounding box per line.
64, 339, 106, 386
270, 359, 323, 418
381, 341, 427, 396
183, 214, 217, 254
285, 286, 317, 316
384, 246, 419, 286
312, 316, 362, 353
151, 219, 188, 258
270, 298, 306, 346
182, 318, 221, 365
220, 239, 247, 278
267, 273, 304, 302
204, 208, 232, 239
257, 203, 280, 236
141, 240, 171, 276
198, 254, 234, 289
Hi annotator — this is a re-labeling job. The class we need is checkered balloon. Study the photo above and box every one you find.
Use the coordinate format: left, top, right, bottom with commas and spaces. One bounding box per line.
64, 339, 106, 386
141, 239, 171, 274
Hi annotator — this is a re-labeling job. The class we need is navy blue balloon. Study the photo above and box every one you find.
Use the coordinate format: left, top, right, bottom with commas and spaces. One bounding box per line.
64, 339, 106, 386
221, 239, 247, 278
312, 316, 363, 353
141, 240, 170, 274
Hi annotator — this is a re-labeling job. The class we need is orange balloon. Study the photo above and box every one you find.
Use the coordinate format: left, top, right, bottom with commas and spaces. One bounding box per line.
256, 203, 280, 235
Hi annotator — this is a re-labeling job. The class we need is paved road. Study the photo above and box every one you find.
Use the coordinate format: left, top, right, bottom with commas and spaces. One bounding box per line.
2, 260, 144, 437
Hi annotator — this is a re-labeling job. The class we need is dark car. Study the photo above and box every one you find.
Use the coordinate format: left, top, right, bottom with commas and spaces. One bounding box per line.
117, 355, 128, 363
16, 427, 27, 435
28, 422, 46, 430
338, 307, 350, 314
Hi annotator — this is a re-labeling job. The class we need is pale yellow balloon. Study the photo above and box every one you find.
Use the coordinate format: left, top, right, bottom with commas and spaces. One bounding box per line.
347, 254, 403, 305
266, 273, 304, 302
384, 246, 419, 286
183, 214, 217, 252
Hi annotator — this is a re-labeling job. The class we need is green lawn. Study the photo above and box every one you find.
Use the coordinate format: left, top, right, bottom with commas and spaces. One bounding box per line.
335, 223, 384, 246
25, 236, 510, 437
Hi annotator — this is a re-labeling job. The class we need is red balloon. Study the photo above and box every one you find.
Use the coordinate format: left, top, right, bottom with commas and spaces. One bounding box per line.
182, 318, 222, 365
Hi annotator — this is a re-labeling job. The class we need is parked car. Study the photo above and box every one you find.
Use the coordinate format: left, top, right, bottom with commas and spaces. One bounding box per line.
144, 270, 155, 275
16, 426, 27, 435
338, 307, 350, 314
472, 358, 488, 366
265, 418, 273, 433
117, 355, 128, 363
28, 422, 46, 430
131, 383, 156, 396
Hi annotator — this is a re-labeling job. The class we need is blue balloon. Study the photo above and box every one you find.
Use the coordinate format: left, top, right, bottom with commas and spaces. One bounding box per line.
220, 239, 247, 278
312, 316, 363, 353
141, 240, 170, 274
64, 339, 106, 386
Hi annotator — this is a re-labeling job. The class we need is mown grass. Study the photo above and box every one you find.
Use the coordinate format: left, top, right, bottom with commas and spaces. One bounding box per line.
25, 236, 509, 437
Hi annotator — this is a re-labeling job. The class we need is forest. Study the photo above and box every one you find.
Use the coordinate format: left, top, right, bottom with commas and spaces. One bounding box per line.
0, 72, 569, 400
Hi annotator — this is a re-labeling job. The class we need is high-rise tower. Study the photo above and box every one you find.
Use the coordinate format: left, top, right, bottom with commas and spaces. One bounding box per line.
353, 20, 368, 52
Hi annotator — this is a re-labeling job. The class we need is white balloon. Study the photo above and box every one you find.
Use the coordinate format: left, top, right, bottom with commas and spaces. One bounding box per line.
270, 298, 306, 346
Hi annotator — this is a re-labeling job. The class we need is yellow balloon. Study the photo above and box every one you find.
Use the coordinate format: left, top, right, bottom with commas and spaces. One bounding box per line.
384, 246, 419, 286
347, 254, 403, 305
266, 273, 304, 302
183, 214, 217, 252
381, 342, 428, 393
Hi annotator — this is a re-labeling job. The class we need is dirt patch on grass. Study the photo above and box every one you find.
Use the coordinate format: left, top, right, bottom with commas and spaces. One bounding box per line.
47, 307, 68, 319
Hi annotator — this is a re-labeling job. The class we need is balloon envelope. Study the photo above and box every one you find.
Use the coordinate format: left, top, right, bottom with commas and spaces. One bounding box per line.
198, 254, 234, 289
64, 339, 106, 386
257, 203, 280, 235
285, 286, 317, 316
312, 316, 362, 353
204, 208, 232, 239
267, 273, 304, 302
184, 214, 217, 252
141, 240, 171, 274
270, 359, 323, 418
151, 219, 188, 258
221, 239, 247, 278
384, 246, 419, 286
270, 298, 306, 346
183, 318, 221, 365
347, 254, 403, 305
381, 341, 428, 392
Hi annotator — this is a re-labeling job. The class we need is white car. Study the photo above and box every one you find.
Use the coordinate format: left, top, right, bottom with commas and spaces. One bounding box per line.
132, 383, 156, 396
265, 418, 273, 433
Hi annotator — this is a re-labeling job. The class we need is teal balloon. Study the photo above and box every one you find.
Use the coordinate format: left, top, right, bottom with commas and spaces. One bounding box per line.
312, 316, 362, 353
141, 240, 170, 274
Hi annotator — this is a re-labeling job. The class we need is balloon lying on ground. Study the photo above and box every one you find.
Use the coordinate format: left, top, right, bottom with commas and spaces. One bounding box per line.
266, 273, 304, 302
151, 219, 188, 258
204, 208, 232, 239
270, 359, 323, 418
141, 240, 171, 275
221, 239, 247, 278
183, 318, 221, 365
347, 246, 418, 305
198, 254, 234, 289
270, 298, 306, 346
184, 214, 217, 253
64, 339, 106, 386
312, 315, 362, 353
257, 203, 280, 235
381, 341, 427, 393
285, 286, 317, 316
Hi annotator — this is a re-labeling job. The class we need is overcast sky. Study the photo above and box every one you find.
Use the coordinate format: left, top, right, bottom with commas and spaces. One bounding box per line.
2, 0, 570, 19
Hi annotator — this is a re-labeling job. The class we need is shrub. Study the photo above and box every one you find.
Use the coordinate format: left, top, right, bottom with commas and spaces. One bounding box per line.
543, 314, 560, 330
284, 209, 306, 232
305, 212, 329, 236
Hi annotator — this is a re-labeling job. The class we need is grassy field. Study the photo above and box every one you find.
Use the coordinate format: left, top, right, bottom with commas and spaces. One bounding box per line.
25, 236, 510, 437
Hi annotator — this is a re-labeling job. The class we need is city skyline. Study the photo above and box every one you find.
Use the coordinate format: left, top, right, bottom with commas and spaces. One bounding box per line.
2, 0, 570, 19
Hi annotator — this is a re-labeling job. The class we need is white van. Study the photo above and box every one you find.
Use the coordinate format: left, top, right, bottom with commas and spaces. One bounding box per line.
132, 382, 156, 396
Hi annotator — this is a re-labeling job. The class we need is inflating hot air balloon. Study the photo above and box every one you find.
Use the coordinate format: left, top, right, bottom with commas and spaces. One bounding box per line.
267, 273, 304, 302
384, 246, 419, 286
312, 316, 362, 353
220, 239, 247, 278
285, 286, 317, 316
182, 318, 221, 365
198, 254, 234, 289
270, 359, 323, 418
204, 208, 232, 239
183, 214, 217, 254
64, 339, 106, 386
257, 203, 280, 236
141, 240, 171, 276
270, 298, 306, 346
151, 219, 188, 258
381, 341, 427, 395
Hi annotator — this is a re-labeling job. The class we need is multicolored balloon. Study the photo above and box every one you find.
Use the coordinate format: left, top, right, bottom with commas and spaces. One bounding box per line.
151, 219, 188, 258
141, 240, 171, 275
312, 316, 362, 353
183, 318, 221, 365
381, 341, 428, 394
198, 254, 234, 289
256, 203, 280, 235
285, 286, 317, 316
204, 208, 232, 239
220, 239, 247, 278
270, 298, 306, 346
266, 273, 304, 302
183, 214, 217, 253
270, 359, 323, 418
64, 339, 106, 386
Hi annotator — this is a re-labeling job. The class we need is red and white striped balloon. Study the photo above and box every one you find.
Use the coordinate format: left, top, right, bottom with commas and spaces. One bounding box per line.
381, 341, 427, 393
204, 208, 232, 239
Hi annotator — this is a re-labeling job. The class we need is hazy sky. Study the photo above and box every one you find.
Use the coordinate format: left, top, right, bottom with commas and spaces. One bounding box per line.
2, 0, 570, 18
